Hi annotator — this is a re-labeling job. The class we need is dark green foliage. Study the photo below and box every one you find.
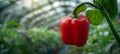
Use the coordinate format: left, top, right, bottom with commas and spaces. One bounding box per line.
93, 0, 118, 19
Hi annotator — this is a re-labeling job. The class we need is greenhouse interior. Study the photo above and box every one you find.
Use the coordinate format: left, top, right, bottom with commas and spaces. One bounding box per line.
0, 0, 120, 54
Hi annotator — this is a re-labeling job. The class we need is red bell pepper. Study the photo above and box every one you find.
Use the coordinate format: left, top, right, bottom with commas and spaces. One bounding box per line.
60, 14, 90, 47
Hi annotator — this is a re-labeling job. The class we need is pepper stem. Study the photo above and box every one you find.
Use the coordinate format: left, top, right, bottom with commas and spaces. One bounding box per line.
72, 2, 100, 18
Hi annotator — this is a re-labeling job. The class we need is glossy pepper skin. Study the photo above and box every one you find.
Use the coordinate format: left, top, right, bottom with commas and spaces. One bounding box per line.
60, 14, 90, 47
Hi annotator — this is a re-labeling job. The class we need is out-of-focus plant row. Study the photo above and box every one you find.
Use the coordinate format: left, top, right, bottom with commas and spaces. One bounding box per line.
0, 23, 64, 54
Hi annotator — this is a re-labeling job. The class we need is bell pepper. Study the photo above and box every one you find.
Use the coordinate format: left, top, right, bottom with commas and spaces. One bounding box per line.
60, 14, 90, 47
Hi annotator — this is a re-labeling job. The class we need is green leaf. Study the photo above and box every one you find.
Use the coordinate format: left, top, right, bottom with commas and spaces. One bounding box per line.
86, 9, 104, 25
93, 0, 118, 19
102, 36, 112, 46
76, 5, 87, 14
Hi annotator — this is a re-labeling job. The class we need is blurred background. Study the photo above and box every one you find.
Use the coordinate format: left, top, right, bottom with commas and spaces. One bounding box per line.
0, 0, 120, 54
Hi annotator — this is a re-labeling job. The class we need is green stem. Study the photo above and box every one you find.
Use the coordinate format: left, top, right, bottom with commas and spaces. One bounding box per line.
72, 2, 100, 18
100, 8, 120, 44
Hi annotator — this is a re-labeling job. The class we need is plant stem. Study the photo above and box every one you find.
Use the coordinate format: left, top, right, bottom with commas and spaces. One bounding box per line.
100, 8, 120, 44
